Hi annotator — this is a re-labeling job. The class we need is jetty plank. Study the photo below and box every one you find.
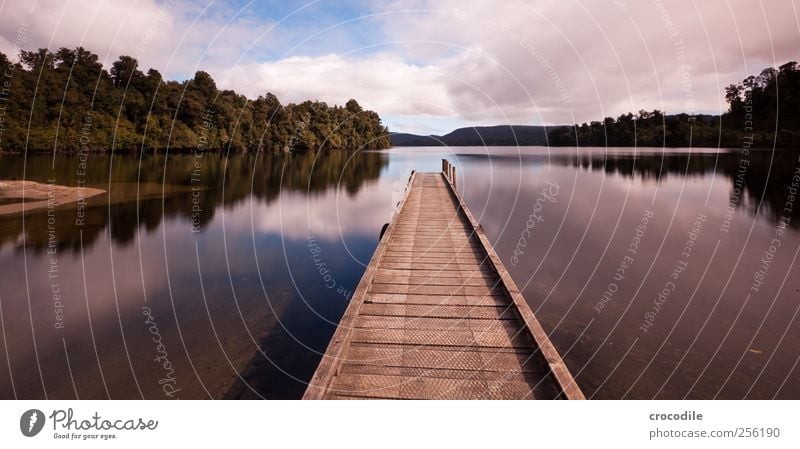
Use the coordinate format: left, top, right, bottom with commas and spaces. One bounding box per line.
303, 166, 584, 400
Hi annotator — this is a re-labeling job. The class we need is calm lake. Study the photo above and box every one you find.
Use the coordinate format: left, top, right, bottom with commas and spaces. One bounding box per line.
1, 146, 798, 399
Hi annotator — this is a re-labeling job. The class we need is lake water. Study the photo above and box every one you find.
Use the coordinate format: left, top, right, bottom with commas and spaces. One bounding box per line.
1, 146, 798, 399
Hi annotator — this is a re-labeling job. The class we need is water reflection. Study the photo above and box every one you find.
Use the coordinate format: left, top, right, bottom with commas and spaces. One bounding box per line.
457, 148, 800, 228
0, 151, 387, 252
560, 149, 800, 227
1, 146, 798, 399
450, 147, 800, 399
0, 150, 389, 399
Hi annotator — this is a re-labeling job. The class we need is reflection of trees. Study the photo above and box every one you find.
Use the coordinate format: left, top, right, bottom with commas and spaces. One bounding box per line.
564, 151, 717, 181
558, 150, 800, 227
0, 151, 387, 252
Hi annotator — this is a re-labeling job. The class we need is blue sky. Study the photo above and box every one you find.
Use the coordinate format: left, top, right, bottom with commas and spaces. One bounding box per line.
1, 0, 797, 134
201, 1, 381, 59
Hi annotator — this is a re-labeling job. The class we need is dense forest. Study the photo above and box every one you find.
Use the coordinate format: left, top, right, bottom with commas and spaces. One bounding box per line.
0, 47, 391, 152
548, 61, 800, 148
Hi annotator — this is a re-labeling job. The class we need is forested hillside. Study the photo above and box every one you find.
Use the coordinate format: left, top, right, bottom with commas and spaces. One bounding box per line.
547, 61, 800, 148
0, 47, 391, 152
390, 125, 554, 146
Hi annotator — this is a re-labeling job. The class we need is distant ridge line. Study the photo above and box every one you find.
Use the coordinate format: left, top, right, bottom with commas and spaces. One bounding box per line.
390, 125, 560, 147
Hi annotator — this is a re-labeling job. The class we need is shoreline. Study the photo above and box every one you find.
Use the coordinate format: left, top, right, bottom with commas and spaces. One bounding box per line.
0, 180, 105, 216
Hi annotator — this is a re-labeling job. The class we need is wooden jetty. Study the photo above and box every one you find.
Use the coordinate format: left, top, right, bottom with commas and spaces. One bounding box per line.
303, 160, 584, 400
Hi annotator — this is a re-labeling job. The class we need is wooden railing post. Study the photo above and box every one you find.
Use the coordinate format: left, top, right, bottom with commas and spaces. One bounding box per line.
441, 159, 457, 187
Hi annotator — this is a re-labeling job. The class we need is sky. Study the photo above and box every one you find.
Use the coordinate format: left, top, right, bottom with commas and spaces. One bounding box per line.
0, 0, 798, 134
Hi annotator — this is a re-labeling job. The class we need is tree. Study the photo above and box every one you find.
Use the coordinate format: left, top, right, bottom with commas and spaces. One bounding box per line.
0, 47, 391, 152
110, 55, 143, 88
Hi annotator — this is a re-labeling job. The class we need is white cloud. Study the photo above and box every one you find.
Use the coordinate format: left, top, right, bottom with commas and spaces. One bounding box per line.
208, 172, 408, 243
368, 0, 800, 124
253, 179, 401, 241
0, 0, 271, 78
218, 0, 800, 128
2, 0, 798, 130
0, 0, 173, 67
219, 53, 451, 115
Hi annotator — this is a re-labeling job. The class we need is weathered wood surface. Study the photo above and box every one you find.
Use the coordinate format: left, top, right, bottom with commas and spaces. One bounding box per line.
303, 165, 584, 400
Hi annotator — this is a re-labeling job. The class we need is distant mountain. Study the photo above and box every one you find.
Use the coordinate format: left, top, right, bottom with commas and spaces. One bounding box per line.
389, 133, 443, 146
390, 125, 560, 147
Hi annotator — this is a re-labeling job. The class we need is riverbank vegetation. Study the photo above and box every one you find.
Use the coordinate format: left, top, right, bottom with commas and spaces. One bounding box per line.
0, 47, 391, 152
547, 61, 800, 148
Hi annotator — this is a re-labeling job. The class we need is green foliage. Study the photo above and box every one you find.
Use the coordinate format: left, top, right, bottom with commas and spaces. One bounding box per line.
0, 47, 391, 152
548, 61, 800, 148
723, 61, 800, 147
